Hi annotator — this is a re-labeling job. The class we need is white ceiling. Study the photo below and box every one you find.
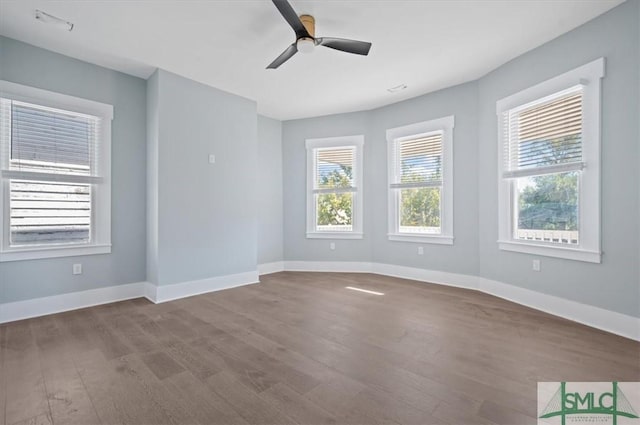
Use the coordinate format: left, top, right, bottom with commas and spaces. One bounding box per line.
0, 0, 624, 120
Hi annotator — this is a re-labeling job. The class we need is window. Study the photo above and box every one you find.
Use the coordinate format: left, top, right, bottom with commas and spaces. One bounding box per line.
497, 58, 604, 263
387, 116, 454, 244
306, 135, 363, 239
0, 80, 113, 261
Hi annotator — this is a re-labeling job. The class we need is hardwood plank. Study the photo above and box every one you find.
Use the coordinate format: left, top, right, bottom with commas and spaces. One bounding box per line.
346, 387, 443, 425
183, 296, 342, 383
305, 374, 365, 415
193, 337, 279, 393
109, 313, 159, 353
76, 350, 196, 424
162, 372, 249, 425
83, 311, 134, 360
163, 339, 222, 381
8, 414, 52, 425
193, 318, 322, 394
477, 399, 537, 425
141, 351, 186, 381
433, 400, 497, 425
2, 271, 637, 425
205, 371, 295, 424
3, 321, 50, 425
74, 349, 156, 425
30, 317, 101, 425
259, 383, 337, 425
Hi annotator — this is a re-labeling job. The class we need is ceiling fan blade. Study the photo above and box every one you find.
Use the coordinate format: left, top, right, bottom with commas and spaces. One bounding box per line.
316, 37, 372, 56
267, 43, 298, 69
271, 0, 311, 40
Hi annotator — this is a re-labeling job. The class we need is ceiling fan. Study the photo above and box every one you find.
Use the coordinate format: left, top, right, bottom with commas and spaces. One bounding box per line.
267, 0, 372, 69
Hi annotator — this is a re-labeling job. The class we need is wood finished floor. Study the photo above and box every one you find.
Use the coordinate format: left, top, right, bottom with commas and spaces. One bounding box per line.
1, 271, 638, 425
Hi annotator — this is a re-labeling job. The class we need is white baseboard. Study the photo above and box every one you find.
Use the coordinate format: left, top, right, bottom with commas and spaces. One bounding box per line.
144, 281, 157, 303
4, 261, 637, 341
148, 270, 259, 303
284, 261, 373, 273
0, 270, 260, 324
477, 277, 640, 342
260, 260, 639, 341
372, 263, 479, 290
0, 281, 146, 324
258, 261, 285, 275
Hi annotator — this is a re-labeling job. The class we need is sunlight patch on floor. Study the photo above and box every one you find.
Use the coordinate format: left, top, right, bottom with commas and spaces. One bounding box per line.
345, 286, 384, 296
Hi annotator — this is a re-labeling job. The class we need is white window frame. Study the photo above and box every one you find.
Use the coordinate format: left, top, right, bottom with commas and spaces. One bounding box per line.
306, 135, 364, 239
0, 80, 113, 262
386, 116, 454, 244
496, 58, 604, 263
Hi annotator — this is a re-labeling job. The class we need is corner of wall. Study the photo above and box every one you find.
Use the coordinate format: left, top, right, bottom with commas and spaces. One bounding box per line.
257, 114, 285, 264
146, 69, 160, 285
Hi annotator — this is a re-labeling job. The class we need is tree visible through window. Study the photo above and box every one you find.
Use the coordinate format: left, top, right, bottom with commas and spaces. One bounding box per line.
517, 173, 578, 233
316, 163, 353, 228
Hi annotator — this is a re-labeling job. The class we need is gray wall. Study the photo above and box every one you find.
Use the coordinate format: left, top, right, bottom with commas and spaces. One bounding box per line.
281, 0, 639, 317
0, 37, 147, 303
281, 83, 479, 275
257, 115, 284, 264
282, 111, 372, 262
148, 70, 258, 286
477, 0, 640, 317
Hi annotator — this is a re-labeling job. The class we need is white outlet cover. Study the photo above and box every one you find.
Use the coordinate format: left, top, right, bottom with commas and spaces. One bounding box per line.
208, 154, 216, 164
73, 263, 82, 275
418, 247, 424, 255
330, 242, 336, 250
532, 259, 541, 272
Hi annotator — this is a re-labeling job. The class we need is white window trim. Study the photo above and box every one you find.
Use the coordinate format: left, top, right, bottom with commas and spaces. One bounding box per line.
305, 135, 364, 239
0, 80, 113, 262
386, 116, 454, 245
496, 58, 604, 263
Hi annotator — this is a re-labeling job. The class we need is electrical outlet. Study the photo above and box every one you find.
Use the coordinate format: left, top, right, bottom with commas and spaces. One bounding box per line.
208, 154, 216, 164
417, 246, 424, 255
532, 259, 541, 272
73, 263, 82, 275
330, 242, 336, 251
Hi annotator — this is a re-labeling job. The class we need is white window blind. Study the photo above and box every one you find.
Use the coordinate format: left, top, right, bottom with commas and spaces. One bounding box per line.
0, 98, 103, 247
502, 86, 584, 179
313, 146, 356, 194
1, 99, 102, 182
391, 132, 443, 188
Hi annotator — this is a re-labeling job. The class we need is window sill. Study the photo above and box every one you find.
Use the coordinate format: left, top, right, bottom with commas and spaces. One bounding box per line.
388, 233, 454, 245
498, 240, 601, 263
0, 243, 111, 262
306, 232, 363, 240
